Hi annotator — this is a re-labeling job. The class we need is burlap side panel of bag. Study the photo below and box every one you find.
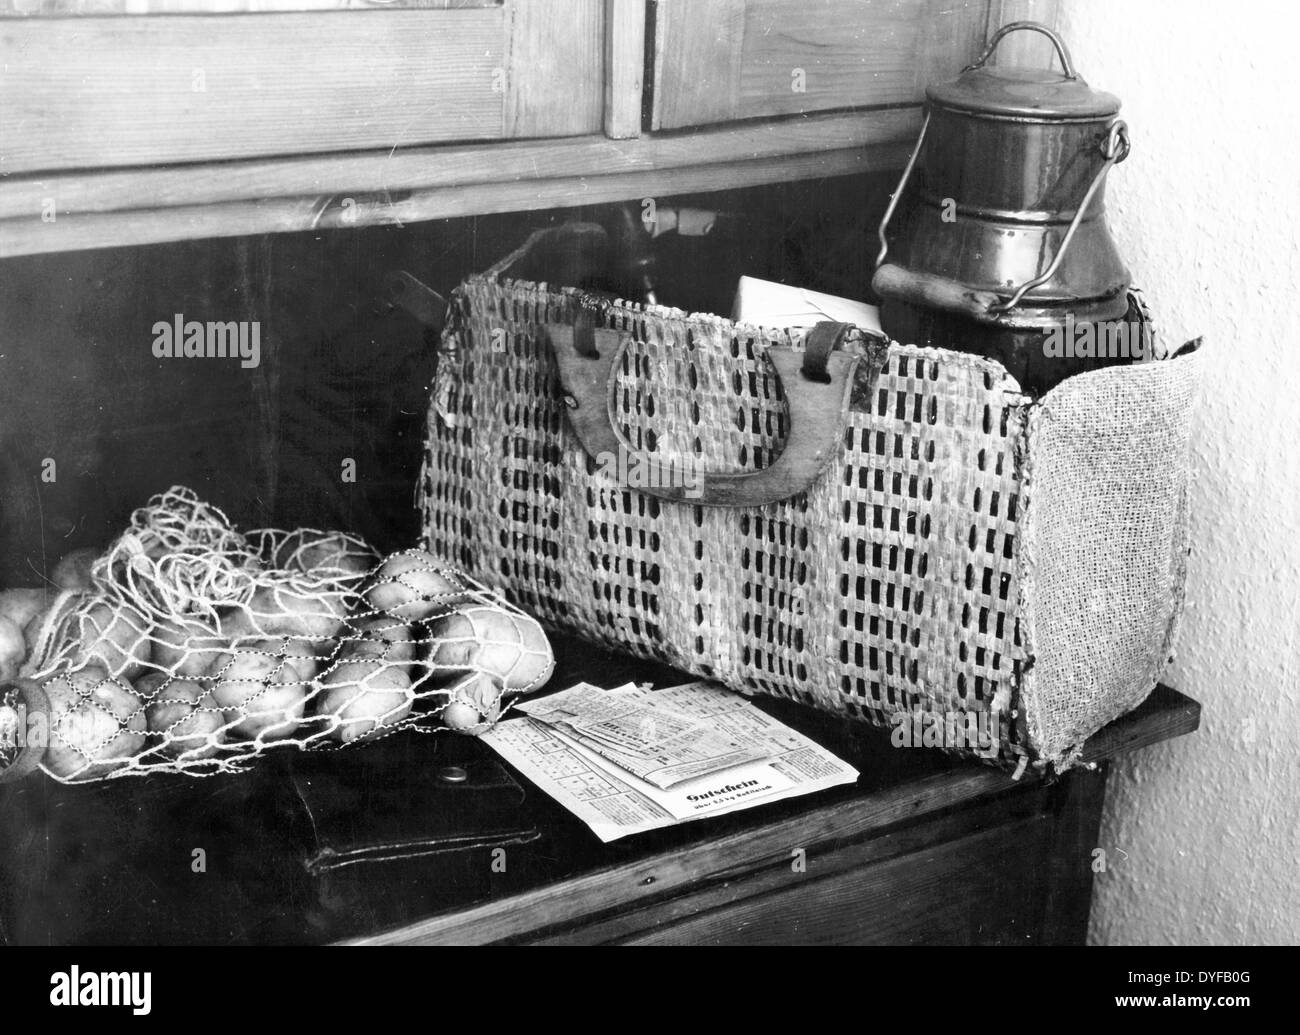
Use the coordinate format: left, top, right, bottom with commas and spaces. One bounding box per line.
1018, 346, 1204, 768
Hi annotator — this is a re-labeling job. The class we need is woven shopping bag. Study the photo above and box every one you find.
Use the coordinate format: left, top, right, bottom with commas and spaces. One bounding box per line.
419, 226, 1204, 773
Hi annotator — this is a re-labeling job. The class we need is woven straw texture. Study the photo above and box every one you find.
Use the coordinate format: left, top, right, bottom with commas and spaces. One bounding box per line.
420, 273, 1203, 771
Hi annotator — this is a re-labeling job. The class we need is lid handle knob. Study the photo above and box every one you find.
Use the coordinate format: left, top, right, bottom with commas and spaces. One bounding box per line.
965, 20, 1078, 79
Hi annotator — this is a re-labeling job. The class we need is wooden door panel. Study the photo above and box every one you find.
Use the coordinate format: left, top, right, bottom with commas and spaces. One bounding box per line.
0, 0, 604, 174
619, 815, 1052, 945
652, 0, 1005, 130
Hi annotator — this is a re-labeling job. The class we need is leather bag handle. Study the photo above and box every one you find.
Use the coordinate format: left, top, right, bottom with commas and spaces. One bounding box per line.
546, 319, 873, 508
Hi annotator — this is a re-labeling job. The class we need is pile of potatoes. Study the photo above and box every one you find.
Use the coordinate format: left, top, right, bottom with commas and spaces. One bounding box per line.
1, 533, 554, 782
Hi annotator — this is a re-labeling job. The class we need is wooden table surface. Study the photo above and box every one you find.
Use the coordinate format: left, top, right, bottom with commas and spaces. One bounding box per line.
0, 638, 1199, 946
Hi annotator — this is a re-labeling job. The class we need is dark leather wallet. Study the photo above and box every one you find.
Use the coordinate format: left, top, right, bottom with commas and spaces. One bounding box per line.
287, 730, 546, 939
290, 731, 540, 877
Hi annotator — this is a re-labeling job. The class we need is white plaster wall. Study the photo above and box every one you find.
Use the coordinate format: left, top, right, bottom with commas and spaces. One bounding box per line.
1044, 0, 1300, 944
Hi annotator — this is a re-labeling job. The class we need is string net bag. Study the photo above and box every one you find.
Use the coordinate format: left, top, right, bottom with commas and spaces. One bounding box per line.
20, 486, 555, 783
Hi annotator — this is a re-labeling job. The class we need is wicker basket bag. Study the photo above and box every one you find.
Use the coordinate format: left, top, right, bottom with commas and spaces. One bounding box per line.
419, 228, 1204, 773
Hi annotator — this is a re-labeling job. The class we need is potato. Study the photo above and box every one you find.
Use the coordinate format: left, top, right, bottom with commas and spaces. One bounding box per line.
427, 607, 554, 691
52, 548, 99, 591
218, 607, 325, 667
22, 591, 80, 663
241, 582, 349, 641
209, 645, 280, 685
440, 672, 504, 734
0, 615, 25, 682
316, 659, 413, 744
143, 677, 225, 760
440, 701, 483, 733
209, 643, 311, 741
43, 666, 147, 781
364, 552, 466, 622
0, 588, 53, 632
216, 607, 258, 642
348, 617, 417, 664
68, 600, 152, 681
276, 637, 320, 680
151, 614, 226, 677
275, 531, 378, 578
133, 671, 169, 701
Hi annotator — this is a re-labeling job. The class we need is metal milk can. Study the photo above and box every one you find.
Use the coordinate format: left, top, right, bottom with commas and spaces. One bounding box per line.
873, 22, 1135, 392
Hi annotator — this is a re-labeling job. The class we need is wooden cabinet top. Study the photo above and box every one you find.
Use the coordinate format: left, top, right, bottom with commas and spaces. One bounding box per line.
0, 629, 1198, 945
0, 0, 1060, 257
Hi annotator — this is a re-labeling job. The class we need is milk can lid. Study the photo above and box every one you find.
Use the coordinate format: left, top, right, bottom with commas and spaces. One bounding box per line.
927, 22, 1120, 120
